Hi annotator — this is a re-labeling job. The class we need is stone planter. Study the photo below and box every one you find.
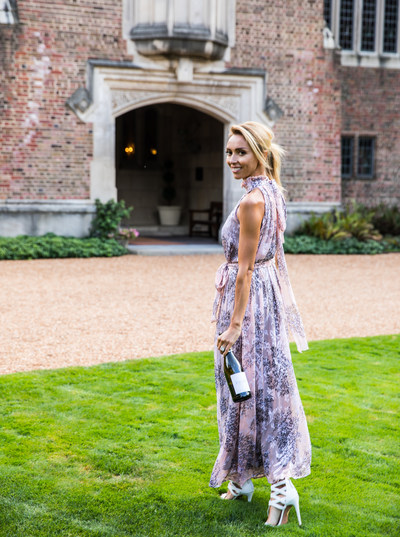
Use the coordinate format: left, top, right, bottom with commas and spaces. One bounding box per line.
158, 206, 181, 226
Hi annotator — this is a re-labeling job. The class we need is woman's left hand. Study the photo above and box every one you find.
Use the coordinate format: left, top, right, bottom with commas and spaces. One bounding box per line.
217, 325, 242, 357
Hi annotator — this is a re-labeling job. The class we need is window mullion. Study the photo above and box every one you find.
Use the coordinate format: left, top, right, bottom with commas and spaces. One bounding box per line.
355, 0, 362, 52
376, 0, 382, 54
378, 0, 384, 54
333, 0, 340, 45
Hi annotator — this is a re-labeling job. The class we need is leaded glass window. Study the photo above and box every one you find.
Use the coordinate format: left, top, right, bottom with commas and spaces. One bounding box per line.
0, 0, 16, 24
357, 137, 375, 177
324, 0, 332, 28
383, 0, 399, 53
361, 0, 377, 51
341, 136, 354, 178
339, 0, 355, 50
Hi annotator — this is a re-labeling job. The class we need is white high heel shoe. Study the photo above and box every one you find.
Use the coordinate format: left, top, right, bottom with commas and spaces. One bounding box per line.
265, 478, 302, 526
220, 479, 254, 502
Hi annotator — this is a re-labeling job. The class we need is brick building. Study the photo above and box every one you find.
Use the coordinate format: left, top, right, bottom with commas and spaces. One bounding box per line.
0, 0, 399, 237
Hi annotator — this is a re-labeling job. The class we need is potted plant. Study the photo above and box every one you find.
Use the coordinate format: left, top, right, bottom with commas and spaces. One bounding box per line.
158, 160, 181, 226
108, 227, 140, 247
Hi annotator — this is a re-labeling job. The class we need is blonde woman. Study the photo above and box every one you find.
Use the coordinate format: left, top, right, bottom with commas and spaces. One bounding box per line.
210, 121, 311, 527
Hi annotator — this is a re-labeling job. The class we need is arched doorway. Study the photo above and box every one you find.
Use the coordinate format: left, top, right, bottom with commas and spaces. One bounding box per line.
115, 103, 224, 234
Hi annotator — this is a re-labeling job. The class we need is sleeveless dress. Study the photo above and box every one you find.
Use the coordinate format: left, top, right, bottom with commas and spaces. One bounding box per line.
209, 175, 311, 488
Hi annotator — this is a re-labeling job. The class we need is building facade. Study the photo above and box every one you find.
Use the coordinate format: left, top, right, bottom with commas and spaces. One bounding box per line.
0, 0, 399, 237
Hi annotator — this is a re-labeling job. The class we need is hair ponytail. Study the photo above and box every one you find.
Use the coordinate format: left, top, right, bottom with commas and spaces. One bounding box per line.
268, 142, 284, 186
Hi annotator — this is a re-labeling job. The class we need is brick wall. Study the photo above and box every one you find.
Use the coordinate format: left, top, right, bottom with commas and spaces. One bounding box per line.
340, 66, 400, 206
0, 0, 132, 201
1, 0, 398, 208
229, 0, 342, 203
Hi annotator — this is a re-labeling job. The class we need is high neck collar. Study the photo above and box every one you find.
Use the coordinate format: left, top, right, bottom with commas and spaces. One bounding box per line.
241, 175, 269, 193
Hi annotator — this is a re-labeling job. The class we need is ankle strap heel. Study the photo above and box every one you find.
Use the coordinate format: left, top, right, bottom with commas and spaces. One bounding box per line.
220, 479, 254, 502
265, 478, 301, 526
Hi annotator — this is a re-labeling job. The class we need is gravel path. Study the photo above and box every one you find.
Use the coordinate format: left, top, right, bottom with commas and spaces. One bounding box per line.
1, 254, 399, 375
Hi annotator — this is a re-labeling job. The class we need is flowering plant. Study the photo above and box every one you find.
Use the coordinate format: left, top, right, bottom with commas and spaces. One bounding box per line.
108, 227, 140, 242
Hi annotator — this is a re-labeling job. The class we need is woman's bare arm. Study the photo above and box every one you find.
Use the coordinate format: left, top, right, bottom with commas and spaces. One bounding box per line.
217, 189, 264, 356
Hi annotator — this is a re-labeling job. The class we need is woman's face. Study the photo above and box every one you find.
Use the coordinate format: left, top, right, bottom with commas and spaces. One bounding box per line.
225, 134, 265, 180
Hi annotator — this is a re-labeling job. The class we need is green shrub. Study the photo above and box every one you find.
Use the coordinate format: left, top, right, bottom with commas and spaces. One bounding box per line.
298, 211, 348, 241
381, 235, 400, 251
370, 203, 400, 236
0, 234, 128, 260
298, 204, 381, 242
89, 199, 133, 239
284, 235, 400, 254
339, 203, 382, 241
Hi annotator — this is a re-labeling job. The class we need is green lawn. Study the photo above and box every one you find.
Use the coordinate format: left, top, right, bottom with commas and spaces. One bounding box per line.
0, 335, 399, 537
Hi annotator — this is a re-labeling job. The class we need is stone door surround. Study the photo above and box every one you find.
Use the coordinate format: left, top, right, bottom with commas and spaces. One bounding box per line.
75, 60, 271, 223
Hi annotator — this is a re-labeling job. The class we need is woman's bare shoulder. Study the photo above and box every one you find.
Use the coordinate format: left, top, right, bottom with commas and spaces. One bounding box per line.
238, 189, 264, 223
241, 188, 264, 206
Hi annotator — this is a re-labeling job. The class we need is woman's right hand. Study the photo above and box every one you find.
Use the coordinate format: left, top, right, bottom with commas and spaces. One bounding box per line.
217, 324, 242, 357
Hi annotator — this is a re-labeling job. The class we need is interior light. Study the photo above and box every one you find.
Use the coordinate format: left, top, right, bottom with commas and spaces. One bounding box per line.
125, 144, 135, 155
150, 148, 157, 155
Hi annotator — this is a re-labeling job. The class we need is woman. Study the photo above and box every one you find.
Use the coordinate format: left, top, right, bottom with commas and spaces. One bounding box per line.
209, 121, 311, 527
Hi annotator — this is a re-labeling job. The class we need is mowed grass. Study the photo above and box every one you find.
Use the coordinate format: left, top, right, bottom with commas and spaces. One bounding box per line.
0, 335, 399, 537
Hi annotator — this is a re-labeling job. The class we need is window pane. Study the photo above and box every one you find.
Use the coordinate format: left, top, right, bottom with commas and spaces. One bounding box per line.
357, 137, 375, 177
341, 136, 354, 177
383, 0, 399, 53
0, 0, 16, 24
339, 0, 355, 50
361, 0, 377, 51
324, 0, 332, 28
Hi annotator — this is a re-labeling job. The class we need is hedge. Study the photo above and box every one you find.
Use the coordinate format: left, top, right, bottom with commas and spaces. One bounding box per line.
284, 235, 400, 255
0, 234, 128, 260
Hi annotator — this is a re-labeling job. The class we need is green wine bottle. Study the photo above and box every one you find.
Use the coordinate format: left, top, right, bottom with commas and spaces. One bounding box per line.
224, 350, 251, 403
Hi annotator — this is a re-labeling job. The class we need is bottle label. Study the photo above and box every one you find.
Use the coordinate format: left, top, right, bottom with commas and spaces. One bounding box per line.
231, 372, 250, 394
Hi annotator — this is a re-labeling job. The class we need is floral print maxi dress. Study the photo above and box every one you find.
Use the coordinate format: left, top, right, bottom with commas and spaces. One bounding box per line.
209, 175, 311, 488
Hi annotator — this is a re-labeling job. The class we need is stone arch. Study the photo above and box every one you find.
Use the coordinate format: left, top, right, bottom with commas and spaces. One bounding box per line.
86, 64, 271, 223
112, 93, 237, 124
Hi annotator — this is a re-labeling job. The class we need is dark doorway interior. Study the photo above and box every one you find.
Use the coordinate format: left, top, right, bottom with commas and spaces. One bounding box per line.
115, 103, 224, 230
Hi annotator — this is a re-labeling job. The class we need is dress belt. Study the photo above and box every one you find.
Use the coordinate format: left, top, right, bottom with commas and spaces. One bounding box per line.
212, 258, 274, 322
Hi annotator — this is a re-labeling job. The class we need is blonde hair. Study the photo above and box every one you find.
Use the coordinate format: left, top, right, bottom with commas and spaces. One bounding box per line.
229, 121, 285, 188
